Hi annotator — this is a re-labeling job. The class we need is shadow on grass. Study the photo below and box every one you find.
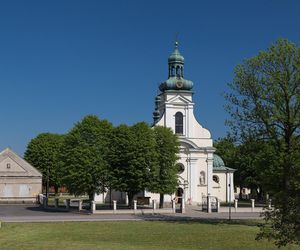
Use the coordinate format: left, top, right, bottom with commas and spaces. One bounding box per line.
135, 213, 262, 227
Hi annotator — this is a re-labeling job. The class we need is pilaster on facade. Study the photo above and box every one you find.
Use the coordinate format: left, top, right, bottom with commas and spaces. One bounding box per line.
189, 157, 198, 204
206, 153, 214, 196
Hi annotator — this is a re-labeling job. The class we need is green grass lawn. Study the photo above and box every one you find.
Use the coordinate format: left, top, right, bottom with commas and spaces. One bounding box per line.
0, 221, 297, 250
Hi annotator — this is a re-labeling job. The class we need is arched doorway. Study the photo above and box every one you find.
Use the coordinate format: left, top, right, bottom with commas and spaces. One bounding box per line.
176, 187, 184, 204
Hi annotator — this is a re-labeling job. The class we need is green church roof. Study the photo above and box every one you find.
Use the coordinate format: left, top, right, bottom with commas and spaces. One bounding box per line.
213, 154, 235, 172
159, 41, 193, 92
168, 41, 184, 63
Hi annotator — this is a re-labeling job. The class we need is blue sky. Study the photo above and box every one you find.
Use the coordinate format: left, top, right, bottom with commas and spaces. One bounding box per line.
0, 0, 300, 155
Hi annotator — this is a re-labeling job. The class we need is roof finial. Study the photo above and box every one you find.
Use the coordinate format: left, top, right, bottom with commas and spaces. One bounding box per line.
175, 32, 179, 48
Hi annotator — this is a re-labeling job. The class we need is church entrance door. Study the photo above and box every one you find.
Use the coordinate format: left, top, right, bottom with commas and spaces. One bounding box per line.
176, 187, 184, 204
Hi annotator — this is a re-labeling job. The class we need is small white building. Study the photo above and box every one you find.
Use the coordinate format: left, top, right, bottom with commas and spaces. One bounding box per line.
0, 148, 42, 203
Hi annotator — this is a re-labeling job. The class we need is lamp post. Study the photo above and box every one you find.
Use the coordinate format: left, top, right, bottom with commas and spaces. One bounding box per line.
46, 166, 50, 198
226, 167, 232, 221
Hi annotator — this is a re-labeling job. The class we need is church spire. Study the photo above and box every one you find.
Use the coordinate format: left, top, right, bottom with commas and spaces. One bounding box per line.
158, 41, 193, 92
168, 41, 184, 78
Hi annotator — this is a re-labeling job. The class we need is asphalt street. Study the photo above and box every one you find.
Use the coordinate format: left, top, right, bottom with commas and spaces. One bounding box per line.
0, 204, 263, 223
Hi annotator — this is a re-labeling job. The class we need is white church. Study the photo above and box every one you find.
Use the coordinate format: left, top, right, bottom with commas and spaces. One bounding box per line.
147, 42, 235, 205
95, 42, 235, 206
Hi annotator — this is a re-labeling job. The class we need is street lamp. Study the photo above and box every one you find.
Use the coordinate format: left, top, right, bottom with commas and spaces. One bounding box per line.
46, 166, 50, 198
226, 167, 232, 221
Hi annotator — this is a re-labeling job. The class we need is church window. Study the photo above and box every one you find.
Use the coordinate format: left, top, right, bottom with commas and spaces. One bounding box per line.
177, 163, 185, 174
199, 171, 205, 185
171, 66, 175, 76
213, 175, 220, 184
176, 66, 181, 76
175, 112, 183, 134
7, 163, 11, 169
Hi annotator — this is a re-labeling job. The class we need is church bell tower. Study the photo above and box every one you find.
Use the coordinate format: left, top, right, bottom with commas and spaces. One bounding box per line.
152, 42, 214, 204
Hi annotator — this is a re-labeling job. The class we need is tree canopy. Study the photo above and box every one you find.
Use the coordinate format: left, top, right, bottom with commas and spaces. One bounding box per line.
108, 122, 158, 206
225, 39, 300, 246
214, 137, 275, 201
150, 126, 179, 208
24, 133, 64, 194
61, 115, 113, 201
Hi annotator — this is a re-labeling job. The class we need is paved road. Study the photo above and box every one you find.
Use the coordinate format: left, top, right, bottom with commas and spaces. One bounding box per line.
0, 204, 263, 223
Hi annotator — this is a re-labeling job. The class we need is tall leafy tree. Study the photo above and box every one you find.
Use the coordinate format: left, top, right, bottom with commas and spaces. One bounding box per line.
62, 115, 112, 201
24, 133, 64, 195
215, 137, 274, 201
108, 122, 157, 206
150, 126, 179, 208
225, 39, 300, 246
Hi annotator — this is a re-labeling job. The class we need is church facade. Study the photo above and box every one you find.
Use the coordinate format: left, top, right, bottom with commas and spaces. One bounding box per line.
145, 42, 235, 205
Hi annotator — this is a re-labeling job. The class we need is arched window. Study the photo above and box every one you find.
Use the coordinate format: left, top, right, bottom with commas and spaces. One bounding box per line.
171, 66, 175, 76
176, 163, 185, 174
199, 171, 205, 185
176, 66, 181, 76
175, 112, 183, 134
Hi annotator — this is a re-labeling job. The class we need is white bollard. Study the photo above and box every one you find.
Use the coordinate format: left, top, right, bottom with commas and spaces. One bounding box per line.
251, 199, 255, 212
78, 200, 82, 211
133, 200, 137, 213
268, 199, 272, 209
234, 199, 238, 212
217, 200, 220, 213
152, 200, 156, 213
172, 199, 176, 214
181, 194, 186, 214
113, 200, 117, 213
54, 198, 59, 208
91, 201, 96, 213
207, 196, 211, 213
39, 194, 44, 204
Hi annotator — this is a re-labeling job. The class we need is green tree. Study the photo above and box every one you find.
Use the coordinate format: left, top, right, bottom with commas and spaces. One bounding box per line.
24, 133, 64, 195
108, 122, 157, 206
215, 137, 274, 201
62, 115, 112, 201
225, 39, 300, 246
150, 126, 179, 208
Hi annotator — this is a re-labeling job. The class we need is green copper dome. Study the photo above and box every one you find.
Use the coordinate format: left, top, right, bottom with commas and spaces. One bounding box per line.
159, 77, 193, 91
213, 154, 226, 169
168, 41, 184, 63
213, 154, 235, 172
159, 41, 193, 92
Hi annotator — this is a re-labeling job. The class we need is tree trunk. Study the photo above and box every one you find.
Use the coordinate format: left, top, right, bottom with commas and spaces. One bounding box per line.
89, 192, 94, 202
89, 192, 95, 209
54, 186, 59, 195
128, 192, 134, 208
159, 193, 164, 208
257, 186, 263, 202
239, 185, 243, 200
